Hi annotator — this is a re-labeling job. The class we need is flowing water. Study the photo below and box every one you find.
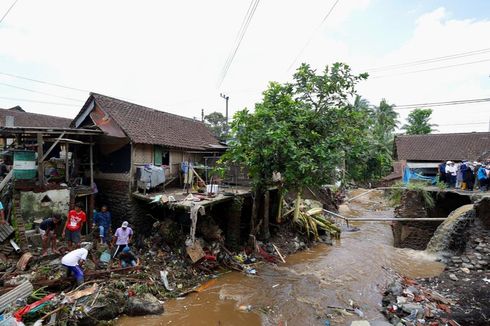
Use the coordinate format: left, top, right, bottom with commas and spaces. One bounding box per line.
118, 190, 445, 325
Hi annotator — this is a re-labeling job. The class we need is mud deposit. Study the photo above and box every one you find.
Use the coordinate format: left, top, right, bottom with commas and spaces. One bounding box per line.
118, 191, 444, 325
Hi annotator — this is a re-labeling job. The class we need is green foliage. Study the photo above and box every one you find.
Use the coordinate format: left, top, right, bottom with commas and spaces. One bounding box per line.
222, 62, 368, 193
204, 111, 228, 140
345, 97, 398, 182
436, 180, 447, 190
402, 108, 437, 135
387, 182, 435, 208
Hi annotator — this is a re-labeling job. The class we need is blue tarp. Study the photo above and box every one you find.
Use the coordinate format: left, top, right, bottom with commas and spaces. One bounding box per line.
402, 166, 437, 185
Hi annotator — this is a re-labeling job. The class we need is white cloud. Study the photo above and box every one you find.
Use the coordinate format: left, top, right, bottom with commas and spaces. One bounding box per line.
357, 7, 490, 133
0, 2, 488, 134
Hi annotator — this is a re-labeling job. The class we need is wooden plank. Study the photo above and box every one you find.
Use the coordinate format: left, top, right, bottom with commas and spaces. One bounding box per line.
37, 133, 44, 184
65, 143, 69, 183
0, 170, 13, 192
41, 132, 65, 161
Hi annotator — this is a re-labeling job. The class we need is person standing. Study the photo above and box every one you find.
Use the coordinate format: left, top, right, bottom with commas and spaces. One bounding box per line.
40, 213, 62, 256
111, 221, 133, 258
61, 247, 88, 286
93, 205, 112, 244
438, 161, 446, 184
63, 203, 86, 250
477, 165, 489, 191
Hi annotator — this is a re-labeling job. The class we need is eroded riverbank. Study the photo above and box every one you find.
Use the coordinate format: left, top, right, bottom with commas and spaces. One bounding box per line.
118, 190, 445, 325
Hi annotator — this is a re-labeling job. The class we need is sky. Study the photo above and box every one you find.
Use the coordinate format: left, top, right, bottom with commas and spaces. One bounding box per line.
0, 0, 489, 133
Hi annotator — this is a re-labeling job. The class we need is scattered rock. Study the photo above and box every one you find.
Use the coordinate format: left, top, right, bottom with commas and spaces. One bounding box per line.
449, 273, 459, 281
401, 303, 423, 314
124, 293, 164, 316
460, 267, 471, 274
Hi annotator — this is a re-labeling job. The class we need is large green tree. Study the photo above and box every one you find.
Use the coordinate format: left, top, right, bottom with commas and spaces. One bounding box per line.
345, 97, 398, 182
223, 63, 368, 225
204, 111, 227, 140
402, 108, 436, 135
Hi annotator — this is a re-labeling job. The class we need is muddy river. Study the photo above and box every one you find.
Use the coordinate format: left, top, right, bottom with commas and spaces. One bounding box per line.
118, 191, 444, 325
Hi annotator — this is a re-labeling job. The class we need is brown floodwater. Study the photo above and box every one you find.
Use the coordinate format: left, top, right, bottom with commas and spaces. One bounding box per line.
118, 190, 445, 326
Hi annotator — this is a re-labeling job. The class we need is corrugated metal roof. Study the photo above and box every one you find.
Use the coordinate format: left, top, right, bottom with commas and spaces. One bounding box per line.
0, 224, 14, 243
0, 281, 33, 313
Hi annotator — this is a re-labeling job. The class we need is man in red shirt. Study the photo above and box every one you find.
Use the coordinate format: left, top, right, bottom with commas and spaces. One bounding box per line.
62, 203, 86, 250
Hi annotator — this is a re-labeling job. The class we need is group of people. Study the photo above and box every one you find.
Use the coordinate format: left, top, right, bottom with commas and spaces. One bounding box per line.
438, 160, 490, 191
39, 203, 138, 285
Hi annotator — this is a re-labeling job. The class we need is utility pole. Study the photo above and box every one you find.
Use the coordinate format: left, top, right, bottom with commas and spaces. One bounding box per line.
220, 93, 229, 125
201, 109, 204, 122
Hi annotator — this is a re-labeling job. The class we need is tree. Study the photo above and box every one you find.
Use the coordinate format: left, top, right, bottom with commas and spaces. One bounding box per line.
204, 112, 227, 140
402, 108, 437, 135
223, 63, 368, 226
344, 97, 398, 183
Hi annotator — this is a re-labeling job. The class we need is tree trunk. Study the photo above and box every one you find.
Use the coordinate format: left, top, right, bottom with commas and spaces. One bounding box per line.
261, 190, 270, 240
276, 191, 284, 223
293, 190, 302, 222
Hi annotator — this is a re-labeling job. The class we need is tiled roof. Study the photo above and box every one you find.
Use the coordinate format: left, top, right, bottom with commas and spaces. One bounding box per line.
88, 93, 222, 151
0, 107, 71, 128
395, 132, 490, 161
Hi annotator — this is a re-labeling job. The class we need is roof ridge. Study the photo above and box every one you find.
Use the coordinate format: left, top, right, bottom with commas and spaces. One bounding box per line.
0, 108, 71, 121
90, 92, 205, 124
396, 131, 490, 137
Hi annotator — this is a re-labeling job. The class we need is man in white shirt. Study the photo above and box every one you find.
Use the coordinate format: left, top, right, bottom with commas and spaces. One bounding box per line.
61, 248, 88, 285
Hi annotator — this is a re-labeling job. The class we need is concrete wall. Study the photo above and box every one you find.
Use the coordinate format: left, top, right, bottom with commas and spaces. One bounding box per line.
20, 189, 70, 223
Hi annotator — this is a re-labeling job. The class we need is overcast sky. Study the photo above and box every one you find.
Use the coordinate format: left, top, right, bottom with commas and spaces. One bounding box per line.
0, 0, 489, 133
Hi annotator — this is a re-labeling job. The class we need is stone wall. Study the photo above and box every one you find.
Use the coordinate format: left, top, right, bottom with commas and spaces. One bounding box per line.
20, 189, 70, 223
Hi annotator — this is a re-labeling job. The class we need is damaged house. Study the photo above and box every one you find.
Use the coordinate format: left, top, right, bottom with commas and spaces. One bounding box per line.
71, 93, 227, 229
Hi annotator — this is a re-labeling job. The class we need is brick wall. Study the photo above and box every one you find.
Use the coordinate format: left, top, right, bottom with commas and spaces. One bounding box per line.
95, 178, 152, 234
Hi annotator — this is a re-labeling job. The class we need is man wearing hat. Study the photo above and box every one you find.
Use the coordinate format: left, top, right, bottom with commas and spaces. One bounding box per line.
111, 221, 133, 258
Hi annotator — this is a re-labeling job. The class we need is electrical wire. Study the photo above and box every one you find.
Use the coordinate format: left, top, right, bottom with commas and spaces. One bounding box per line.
0, 81, 84, 102
0, 96, 80, 107
0, 72, 89, 93
394, 97, 490, 110
287, 0, 341, 71
218, 0, 261, 88
364, 47, 490, 72
0, 0, 19, 25
371, 58, 490, 79
438, 122, 488, 126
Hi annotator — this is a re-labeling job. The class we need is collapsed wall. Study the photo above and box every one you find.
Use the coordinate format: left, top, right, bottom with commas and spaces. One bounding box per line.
392, 190, 472, 250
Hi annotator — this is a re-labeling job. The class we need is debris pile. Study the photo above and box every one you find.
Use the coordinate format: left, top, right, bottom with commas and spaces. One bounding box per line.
382, 276, 458, 325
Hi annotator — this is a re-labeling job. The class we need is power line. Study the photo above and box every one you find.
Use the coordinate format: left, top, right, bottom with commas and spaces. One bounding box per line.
371, 58, 490, 79
438, 122, 488, 127
0, 72, 89, 93
218, 0, 261, 88
287, 0, 341, 71
364, 47, 490, 72
0, 96, 80, 107
0, 81, 84, 102
0, 0, 19, 25
394, 97, 490, 110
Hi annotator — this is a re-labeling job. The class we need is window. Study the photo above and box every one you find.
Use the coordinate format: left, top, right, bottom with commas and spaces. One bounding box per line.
154, 146, 170, 166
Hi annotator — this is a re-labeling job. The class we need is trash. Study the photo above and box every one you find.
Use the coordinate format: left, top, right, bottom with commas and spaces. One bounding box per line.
13, 293, 56, 321
16, 252, 33, 271
238, 305, 252, 312
272, 244, 286, 263
0, 281, 34, 313
9, 239, 21, 253
185, 242, 205, 263
272, 284, 279, 288
65, 283, 99, 302
195, 279, 217, 293
160, 270, 174, 291
353, 308, 364, 318
99, 250, 111, 264
245, 268, 256, 275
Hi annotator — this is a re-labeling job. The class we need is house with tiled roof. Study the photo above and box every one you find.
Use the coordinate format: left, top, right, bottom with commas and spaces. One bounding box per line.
388, 132, 490, 183
72, 93, 226, 225
0, 106, 72, 149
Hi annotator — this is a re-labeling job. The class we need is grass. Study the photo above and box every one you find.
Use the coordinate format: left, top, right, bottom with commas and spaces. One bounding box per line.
387, 181, 435, 209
